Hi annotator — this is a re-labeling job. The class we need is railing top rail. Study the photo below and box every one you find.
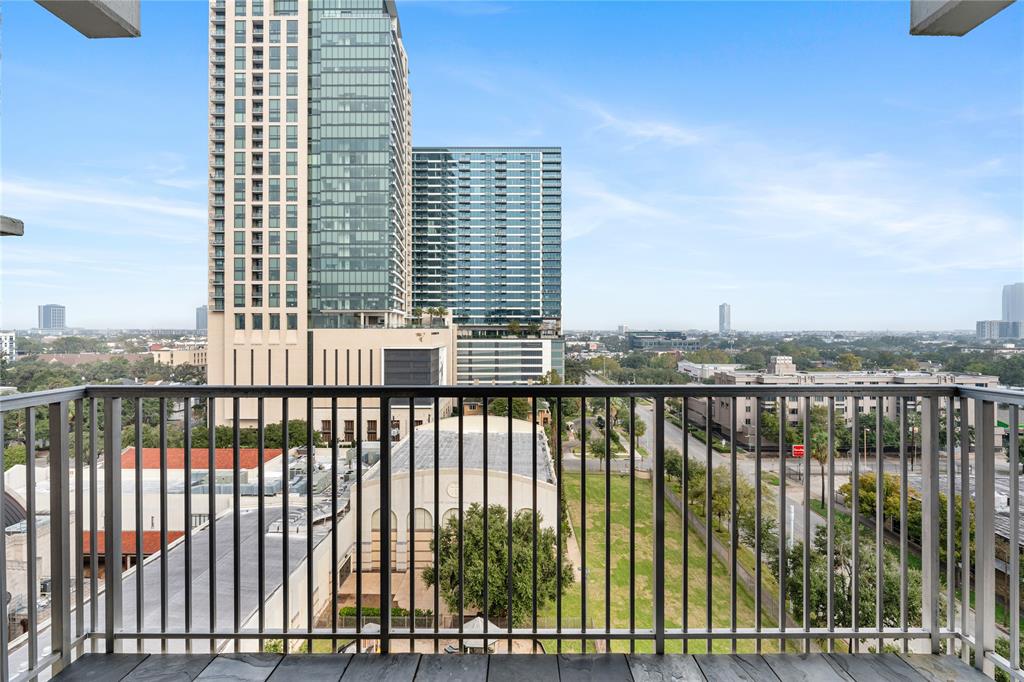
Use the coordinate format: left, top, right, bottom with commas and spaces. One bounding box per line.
5, 383, 1022, 409
75, 383, 965, 400
0, 386, 87, 412
956, 385, 1024, 406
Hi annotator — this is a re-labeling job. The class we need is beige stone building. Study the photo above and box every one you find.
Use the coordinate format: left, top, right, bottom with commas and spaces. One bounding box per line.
152, 347, 207, 367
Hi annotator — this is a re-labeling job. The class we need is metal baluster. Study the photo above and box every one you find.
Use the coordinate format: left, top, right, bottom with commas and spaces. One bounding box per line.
410, 396, 417, 646
973, 398, 995, 674
433, 396, 441, 653
960, 396, 970, 663
802, 396, 810, 654
531, 398, 538, 654
875, 404, 883, 653
458, 398, 465, 648
922, 396, 942, 655
731, 398, 738, 654
330, 396, 338, 650
653, 396, 666, 655
104, 397, 123, 653
604, 397, 611, 652
779, 396, 787, 652
355, 396, 362, 652
49, 400, 71, 672
483, 397, 490, 648
258, 398, 266, 651
507, 400, 513, 652
305, 400, 313, 651
184, 397, 193, 653
74, 398, 84, 657
826, 397, 835, 653
580, 397, 586, 651
160, 398, 169, 652
901, 398, 910, 652
1009, 404, 1020, 673
134, 399, 144, 652
851, 399, 860, 651
705, 396, 713, 653
754, 397, 763, 654
233, 398, 242, 652
629, 397, 636, 655
682, 397, 689, 653
26, 408, 38, 669
944, 396, 954, 655
208, 398, 217, 652
90, 398, 98, 650
380, 397, 392, 653
555, 397, 562, 653
282, 397, 290, 650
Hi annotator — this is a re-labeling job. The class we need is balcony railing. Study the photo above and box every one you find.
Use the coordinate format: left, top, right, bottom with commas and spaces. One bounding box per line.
0, 383, 1020, 680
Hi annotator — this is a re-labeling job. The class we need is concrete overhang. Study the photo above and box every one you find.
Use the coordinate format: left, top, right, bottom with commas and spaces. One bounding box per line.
36, 0, 141, 38
910, 0, 1014, 36
0, 216, 25, 237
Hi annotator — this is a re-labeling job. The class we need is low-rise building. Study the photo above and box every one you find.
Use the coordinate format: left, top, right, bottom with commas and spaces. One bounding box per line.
688, 356, 1000, 447
151, 346, 207, 368
0, 331, 15, 362
626, 331, 700, 352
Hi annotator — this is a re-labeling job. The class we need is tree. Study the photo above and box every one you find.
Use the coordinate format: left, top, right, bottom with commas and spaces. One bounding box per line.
780, 524, 921, 646
836, 353, 862, 371
487, 398, 531, 421
423, 503, 572, 626
3, 443, 27, 471
507, 320, 521, 337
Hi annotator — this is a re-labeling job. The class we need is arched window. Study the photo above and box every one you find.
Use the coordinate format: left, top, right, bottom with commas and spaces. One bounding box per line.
441, 508, 459, 527
370, 509, 398, 530
407, 508, 432, 530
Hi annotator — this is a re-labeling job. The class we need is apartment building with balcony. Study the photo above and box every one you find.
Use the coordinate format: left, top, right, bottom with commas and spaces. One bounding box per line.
207, 0, 448, 432
412, 148, 563, 384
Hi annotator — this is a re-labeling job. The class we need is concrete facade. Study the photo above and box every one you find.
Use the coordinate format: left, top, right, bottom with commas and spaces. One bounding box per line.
0, 332, 16, 363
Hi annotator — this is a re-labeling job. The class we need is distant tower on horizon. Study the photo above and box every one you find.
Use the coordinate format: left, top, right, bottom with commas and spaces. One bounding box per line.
195, 305, 208, 332
718, 303, 731, 334
37, 304, 66, 331
1003, 282, 1024, 322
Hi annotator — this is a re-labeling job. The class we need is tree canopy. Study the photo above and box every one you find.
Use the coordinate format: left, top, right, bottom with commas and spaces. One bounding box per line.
422, 503, 572, 626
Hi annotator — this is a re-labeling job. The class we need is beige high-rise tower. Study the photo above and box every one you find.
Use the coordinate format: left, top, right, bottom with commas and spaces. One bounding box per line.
208, 0, 452, 435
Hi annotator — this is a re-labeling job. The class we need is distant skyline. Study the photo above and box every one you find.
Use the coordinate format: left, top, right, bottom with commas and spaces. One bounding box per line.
1, 1, 1021, 331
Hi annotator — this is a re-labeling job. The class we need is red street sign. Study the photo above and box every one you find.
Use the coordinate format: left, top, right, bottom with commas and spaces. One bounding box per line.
792, 444, 805, 458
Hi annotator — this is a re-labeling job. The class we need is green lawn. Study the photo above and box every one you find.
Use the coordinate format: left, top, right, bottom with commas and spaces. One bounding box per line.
539, 472, 783, 653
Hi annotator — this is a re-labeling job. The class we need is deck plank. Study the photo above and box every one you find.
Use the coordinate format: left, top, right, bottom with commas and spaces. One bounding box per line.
693, 654, 780, 681
825, 654, 925, 681
266, 654, 351, 681
194, 654, 283, 681
486, 654, 558, 682
340, 654, 421, 682
53, 654, 150, 681
897, 654, 990, 682
761, 654, 854, 681
124, 654, 217, 681
627, 654, 706, 681
413, 654, 488, 681
558, 654, 631, 681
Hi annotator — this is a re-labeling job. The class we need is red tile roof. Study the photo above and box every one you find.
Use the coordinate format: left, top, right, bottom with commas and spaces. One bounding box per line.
82, 531, 185, 556
120, 447, 283, 471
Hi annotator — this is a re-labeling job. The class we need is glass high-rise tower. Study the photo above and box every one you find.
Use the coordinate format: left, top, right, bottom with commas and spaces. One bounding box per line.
411, 147, 562, 334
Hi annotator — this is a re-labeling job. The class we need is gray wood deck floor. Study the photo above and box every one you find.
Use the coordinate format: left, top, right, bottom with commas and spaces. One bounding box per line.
52, 652, 989, 681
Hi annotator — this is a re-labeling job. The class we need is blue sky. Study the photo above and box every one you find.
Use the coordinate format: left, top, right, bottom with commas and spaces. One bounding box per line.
1, 1, 1021, 331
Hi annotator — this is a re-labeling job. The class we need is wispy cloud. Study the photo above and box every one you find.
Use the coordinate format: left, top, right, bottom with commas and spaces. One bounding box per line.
3, 178, 206, 221
573, 99, 706, 147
